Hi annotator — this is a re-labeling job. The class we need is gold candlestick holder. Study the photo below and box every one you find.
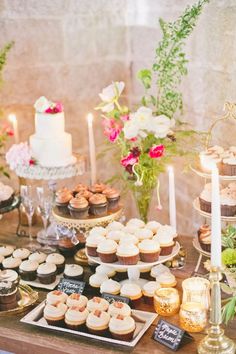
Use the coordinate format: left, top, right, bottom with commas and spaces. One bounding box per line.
198, 267, 236, 354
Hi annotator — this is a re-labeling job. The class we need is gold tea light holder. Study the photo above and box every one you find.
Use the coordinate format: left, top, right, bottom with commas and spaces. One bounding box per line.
197, 266, 236, 354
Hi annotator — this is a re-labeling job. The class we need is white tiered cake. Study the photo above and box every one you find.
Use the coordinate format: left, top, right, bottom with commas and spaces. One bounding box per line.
30, 97, 76, 167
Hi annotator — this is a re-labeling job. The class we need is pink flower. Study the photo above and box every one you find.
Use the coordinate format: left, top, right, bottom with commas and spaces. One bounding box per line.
5, 127, 14, 136
120, 153, 138, 167
102, 118, 122, 143
29, 159, 36, 166
6, 142, 35, 170
45, 102, 63, 114
149, 144, 165, 159
120, 114, 129, 122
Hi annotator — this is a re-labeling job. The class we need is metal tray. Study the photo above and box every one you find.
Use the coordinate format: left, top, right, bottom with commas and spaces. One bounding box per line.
21, 300, 157, 347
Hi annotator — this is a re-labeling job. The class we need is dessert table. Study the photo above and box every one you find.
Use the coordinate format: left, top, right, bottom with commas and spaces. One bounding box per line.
0, 211, 235, 354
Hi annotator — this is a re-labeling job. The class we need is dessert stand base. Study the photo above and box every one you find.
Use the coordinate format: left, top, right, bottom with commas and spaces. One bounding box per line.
198, 327, 236, 354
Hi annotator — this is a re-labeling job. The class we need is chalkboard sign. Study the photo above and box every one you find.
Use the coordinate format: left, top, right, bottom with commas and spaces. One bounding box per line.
57, 278, 85, 295
102, 292, 130, 305
153, 319, 193, 351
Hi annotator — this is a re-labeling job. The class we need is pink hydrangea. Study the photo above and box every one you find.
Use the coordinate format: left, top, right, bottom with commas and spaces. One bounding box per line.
102, 118, 122, 143
149, 144, 165, 159
6, 142, 35, 170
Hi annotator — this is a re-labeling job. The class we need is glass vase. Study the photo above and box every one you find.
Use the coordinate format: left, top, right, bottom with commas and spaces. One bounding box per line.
132, 184, 155, 223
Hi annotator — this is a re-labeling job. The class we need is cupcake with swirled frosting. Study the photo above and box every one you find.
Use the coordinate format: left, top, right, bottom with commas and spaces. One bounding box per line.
46, 253, 65, 274
0, 184, 14, 208
89, 193, 108, 216
86, 234, 106, 257
75, 189, 93, 200
89, 183, 107, 194
19, 260, 39, 281
37, 262, 57, 284
100, 279, 121, 295
220, 188, 236, 216
72, 183, 88, 196
13, 248, 30, 261
120, 283, 142, 307
66, 293, 88, 308
44, 302, 67, 327
86, 309, 110, 335
108, 301, 131, 317
46, 290, 68, 305
65, 305, 89, 330
142, 281, 161, 305
63, 264, 84, 281
87, 296, 109, 312
55, 190, 72, 215
68, 196, 89, 219
97, 240, 117, 263
102, 187, 120, 211
2, 257, 21, 272
138, 239, 160, 262
109, 314, 136, 341
116, 243, 139, 265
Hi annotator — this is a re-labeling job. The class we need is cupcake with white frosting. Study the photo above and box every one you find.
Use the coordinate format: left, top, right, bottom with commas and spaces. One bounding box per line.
37, 262, 57, 284
106, 230, 125, 242
100, 279, 121, 295
44, 302, 67, 327
19, 260, 39, 281
0, 184, 14, 208
221, 150, 236, 176
86, 310, 110, 335
87, 296, 109, 312
29, 251, 47, 264
106, 221, 124, 232
65, 305, 89, 330
116, 243, 139, 265
146, 221, 162, 235
199, 183, 213, 213
66, 293, 88, 308
89, 273, 108, 294
0, 246, 14, 258
120, 283, 142, 307
46, 253, 65, 274
134, 228, 153, 240
126, 218, 145, 229
46, 290, 68, 305
123, 225, 138, 235
13, 248, 30, 260
109, 314, 136, 341
97, 239, 117, 263
2, 256, 21, 272
220, 188, 236, 216
119, 233, 138, 245
95, 264, 116, 278
88, 226, 107, 238
86, 234, 106, 257
157, 272, 177, 287
108, 301, 131, 317
138, 239, 160, 262
63, 264, 84, 281
142, 281, 161, 305
153, 226, 175, 256
150, 264, 170, 279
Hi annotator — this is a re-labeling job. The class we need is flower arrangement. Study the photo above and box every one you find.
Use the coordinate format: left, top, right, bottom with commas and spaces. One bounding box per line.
34, 96, 63, 114
6, 142, 36, 170
96, 0, 209, 221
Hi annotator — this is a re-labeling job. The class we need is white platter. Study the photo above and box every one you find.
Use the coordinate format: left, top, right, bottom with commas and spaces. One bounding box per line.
191, 164, 236, 181
21, 300, 157, 348
20, 274, 63, 290
193, 198, 236, 222
86, 242, 180, 270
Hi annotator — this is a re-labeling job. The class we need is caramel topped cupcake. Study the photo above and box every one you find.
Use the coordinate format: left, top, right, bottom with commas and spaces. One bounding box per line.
89, 183, 107, 193
68, 197, 89, 219
56, 187, 70, 196
73, 184, 88, 195
89, 193, 107, 216
103, 188, 120, 211
55, 190, 72, 215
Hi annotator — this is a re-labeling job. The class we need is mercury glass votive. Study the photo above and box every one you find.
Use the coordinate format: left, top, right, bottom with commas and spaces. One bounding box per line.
182, 277, 210, 310
179, 302, 207, 333
154, 288, 180, 316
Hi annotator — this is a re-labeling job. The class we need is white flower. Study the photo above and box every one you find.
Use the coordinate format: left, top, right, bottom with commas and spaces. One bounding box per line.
123, 120, 139, 139
99, 81, 125, 113
34, 96, 50, 113
132, 106, 153, 130
151, 115, 174, 138
6, 142, 32, 170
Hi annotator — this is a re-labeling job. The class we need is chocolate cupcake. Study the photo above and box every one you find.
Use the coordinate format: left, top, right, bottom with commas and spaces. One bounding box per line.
58, 238, 77, 257
102, 188, 120, 211
0, 245, 14, 258
86, 310, 110, 336
0, 281, 17, 311
44, 302, 67, 327
86, 234, 106, 257
109, 315, 136, 341
199, 183, 212, 213
55, 190, 72, 215
75, 189, 93, 200
72, 184, 88, 197
89, 194, 108, 216
29, 251, 47, 264
2, 257, 21, 272
89, 183, 107, 194
19, 260, 39, 281
63, 264, 84, 281
199, 230, 211, 253
221, 156, 236, 176
12, 248, 30, 261
37, 262, 57, 284
97, 240, 117, 263
0, 184, 14, 209
46, 253, 65, 274
68, 197, 89, 219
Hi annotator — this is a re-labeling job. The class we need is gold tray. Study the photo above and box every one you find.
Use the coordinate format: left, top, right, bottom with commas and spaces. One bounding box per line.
0, 283, 38, 316
52, 205, 124, 232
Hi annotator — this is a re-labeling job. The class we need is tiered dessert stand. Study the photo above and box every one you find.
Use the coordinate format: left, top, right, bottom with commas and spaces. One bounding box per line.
191, 102, 236, 274
86, 242, 180, 287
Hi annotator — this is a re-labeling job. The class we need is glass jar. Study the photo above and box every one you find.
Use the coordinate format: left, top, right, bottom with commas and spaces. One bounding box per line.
182, 277, 210, 309
154, 288, 180, 316
179, 302, 207, 333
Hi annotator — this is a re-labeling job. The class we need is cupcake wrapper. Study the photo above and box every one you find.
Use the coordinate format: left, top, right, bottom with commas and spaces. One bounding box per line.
0, 193, 15, 209
0, 301, 17, 311
107, 197, 120, 212
110, 328, 135, 341
58, 246, 77, 257
37, 272, 57, 284
86, 246, 98, 257
221, 204, 236, 217
63, 274, 84, 281
56, 203, 70, 215
117, 254, 139, 265
97, 252, 117, 263
56, 263, 65, 275
87, 327, 109, 336
0, 292, 17, 304
19, 270, 37, 282
45, 318, 65, 327
220, 163, 236, 176
65, 322, 86, 331
89, 203, 108, 216
143, 295, 154, 306
68, 205, 89, 219
139, 252, 160, 263
199, 198, 211, 213
130, 296, 142, 308
160, 245, 174, 256
199, 242, 211, 253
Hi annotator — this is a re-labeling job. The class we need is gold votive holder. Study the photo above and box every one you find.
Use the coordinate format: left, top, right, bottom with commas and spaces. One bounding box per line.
182, 277, 210, 310
154, 288, 180, 316
179, 302, 207, 333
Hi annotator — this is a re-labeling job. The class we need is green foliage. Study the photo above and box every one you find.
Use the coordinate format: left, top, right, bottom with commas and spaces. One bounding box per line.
222, 296, 236, 325
222, 248, 236, 267
0, 41, 14, 84
222, 225, 236, 249
138, 0, 209, 119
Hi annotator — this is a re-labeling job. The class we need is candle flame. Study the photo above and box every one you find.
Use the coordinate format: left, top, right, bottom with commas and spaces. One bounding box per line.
8, 114, 16, 123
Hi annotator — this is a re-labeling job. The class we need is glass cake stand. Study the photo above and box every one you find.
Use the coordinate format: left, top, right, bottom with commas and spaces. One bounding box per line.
86, 242, 180, 287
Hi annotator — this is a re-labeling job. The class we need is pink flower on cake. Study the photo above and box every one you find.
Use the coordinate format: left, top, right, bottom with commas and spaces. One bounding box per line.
149, 144, 165, 159
6, 142, 36, 170
102, 118, 122, 143
45, 102, 63, 114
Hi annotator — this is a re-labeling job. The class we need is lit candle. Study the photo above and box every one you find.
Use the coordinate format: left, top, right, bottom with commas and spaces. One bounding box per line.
211, 165, 221, 268
168, 166, 176, 231
87, 113, 97, 185
8, 114, 19, 143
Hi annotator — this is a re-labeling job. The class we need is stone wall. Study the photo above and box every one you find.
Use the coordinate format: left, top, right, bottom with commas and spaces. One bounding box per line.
0, 0, 235, 235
